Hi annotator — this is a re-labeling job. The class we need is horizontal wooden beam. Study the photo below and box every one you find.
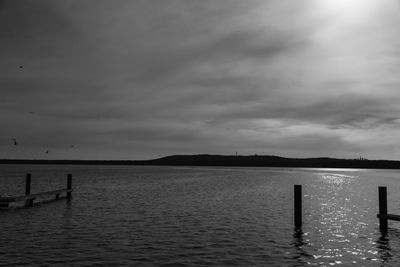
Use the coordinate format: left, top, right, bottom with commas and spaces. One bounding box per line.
0, 189, 72, 203
377, 214, 400, 221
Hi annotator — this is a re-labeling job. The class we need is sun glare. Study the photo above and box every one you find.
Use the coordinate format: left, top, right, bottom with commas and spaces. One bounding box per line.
311, 0, 387, 42
316, 0, 378, 22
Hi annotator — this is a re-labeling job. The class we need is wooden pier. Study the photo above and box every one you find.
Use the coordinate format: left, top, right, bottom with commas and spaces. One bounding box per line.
376, 186, 400, 232
294, 185, 400, 232
0, 173, 72, 209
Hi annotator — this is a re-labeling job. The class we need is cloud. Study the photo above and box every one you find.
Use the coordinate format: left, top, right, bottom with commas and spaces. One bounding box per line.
1, 0, 400, 160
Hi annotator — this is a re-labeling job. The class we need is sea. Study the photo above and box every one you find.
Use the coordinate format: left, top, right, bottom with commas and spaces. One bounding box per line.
1, 164, 400, 266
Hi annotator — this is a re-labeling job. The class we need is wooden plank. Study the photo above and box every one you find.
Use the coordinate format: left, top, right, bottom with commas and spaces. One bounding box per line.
0, 189, 72, 203
377, 214, 400, 221
22, 189, 72, 200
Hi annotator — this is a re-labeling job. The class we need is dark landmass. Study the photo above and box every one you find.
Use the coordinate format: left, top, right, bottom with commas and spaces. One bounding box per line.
1, 154, 400, 169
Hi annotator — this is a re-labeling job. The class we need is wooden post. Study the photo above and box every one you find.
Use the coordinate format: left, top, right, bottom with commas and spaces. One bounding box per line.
25, 173, 31, 196
379, 186, 388, 232
294, 185, 302, 229
25, 173, 33, 207
67, 174, 72, 200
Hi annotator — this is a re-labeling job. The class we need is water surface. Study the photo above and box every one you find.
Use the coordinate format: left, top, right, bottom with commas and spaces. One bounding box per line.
1, 165, 400, 266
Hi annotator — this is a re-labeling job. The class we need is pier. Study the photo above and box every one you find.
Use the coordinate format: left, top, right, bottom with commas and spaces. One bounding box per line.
0, 173, 72, 209
376, 186, 400, 232
294, 185, 400, 232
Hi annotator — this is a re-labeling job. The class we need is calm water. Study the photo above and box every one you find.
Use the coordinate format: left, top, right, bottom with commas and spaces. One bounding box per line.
1, 165, 400, 266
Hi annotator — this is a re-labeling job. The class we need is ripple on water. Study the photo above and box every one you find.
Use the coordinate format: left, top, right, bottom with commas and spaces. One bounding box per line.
1, 166, 400, 265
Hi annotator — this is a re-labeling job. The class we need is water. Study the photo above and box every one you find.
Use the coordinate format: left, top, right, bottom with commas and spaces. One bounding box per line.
1, 165, 400, 266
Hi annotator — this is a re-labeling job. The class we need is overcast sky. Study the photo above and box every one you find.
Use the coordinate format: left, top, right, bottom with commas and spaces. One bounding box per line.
1, 0, 400, 160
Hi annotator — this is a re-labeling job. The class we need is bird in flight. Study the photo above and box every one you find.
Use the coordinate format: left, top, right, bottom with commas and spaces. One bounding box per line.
45, 150, 49, 154
13, 138, 17, 145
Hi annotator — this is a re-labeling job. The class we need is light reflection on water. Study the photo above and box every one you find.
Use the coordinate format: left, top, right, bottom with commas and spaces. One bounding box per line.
297, 171, 400, 266
1, 165, 400, 266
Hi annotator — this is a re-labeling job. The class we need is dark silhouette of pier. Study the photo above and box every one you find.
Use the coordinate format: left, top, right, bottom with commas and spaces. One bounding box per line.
0, 174, 72, 209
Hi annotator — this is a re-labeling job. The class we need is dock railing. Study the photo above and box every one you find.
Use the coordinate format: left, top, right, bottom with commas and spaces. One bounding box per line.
0, 173, 72, 209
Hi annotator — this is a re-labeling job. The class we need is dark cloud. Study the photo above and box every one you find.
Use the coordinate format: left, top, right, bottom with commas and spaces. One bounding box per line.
0, 0, 78, 59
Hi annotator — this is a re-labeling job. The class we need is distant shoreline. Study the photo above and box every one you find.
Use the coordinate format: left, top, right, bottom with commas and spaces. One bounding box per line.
1, 154, 400, 169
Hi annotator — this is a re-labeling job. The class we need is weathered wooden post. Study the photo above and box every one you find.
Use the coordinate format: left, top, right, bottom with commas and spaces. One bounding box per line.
67, 174, 72, 200
25, 173, 33, 207
294, 185, 302, 229
379, 186, 388, 232
25, 173, 31, 195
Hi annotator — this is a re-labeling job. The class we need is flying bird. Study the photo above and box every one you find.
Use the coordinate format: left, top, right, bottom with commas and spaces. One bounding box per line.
45, 150, 49, 154
13, 138, 17, 145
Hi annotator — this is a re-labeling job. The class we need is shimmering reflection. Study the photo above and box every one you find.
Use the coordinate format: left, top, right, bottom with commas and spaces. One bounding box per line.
301, 172, 382, 265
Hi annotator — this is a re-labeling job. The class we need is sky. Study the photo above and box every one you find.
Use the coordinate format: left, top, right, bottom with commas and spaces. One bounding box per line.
1, 0, 400, 160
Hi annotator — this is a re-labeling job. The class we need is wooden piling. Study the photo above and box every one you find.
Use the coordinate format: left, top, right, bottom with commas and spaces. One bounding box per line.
1, 173, 73, 209
379, 186, 388, 232
25, 173, 33, 207
294, 185, 302, 229
67, 174, 72, 200
25, 173, 31, 196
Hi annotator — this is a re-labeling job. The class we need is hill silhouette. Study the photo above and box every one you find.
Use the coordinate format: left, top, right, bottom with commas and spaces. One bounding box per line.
1, 154, 400, 169
139, 154, 400, 169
